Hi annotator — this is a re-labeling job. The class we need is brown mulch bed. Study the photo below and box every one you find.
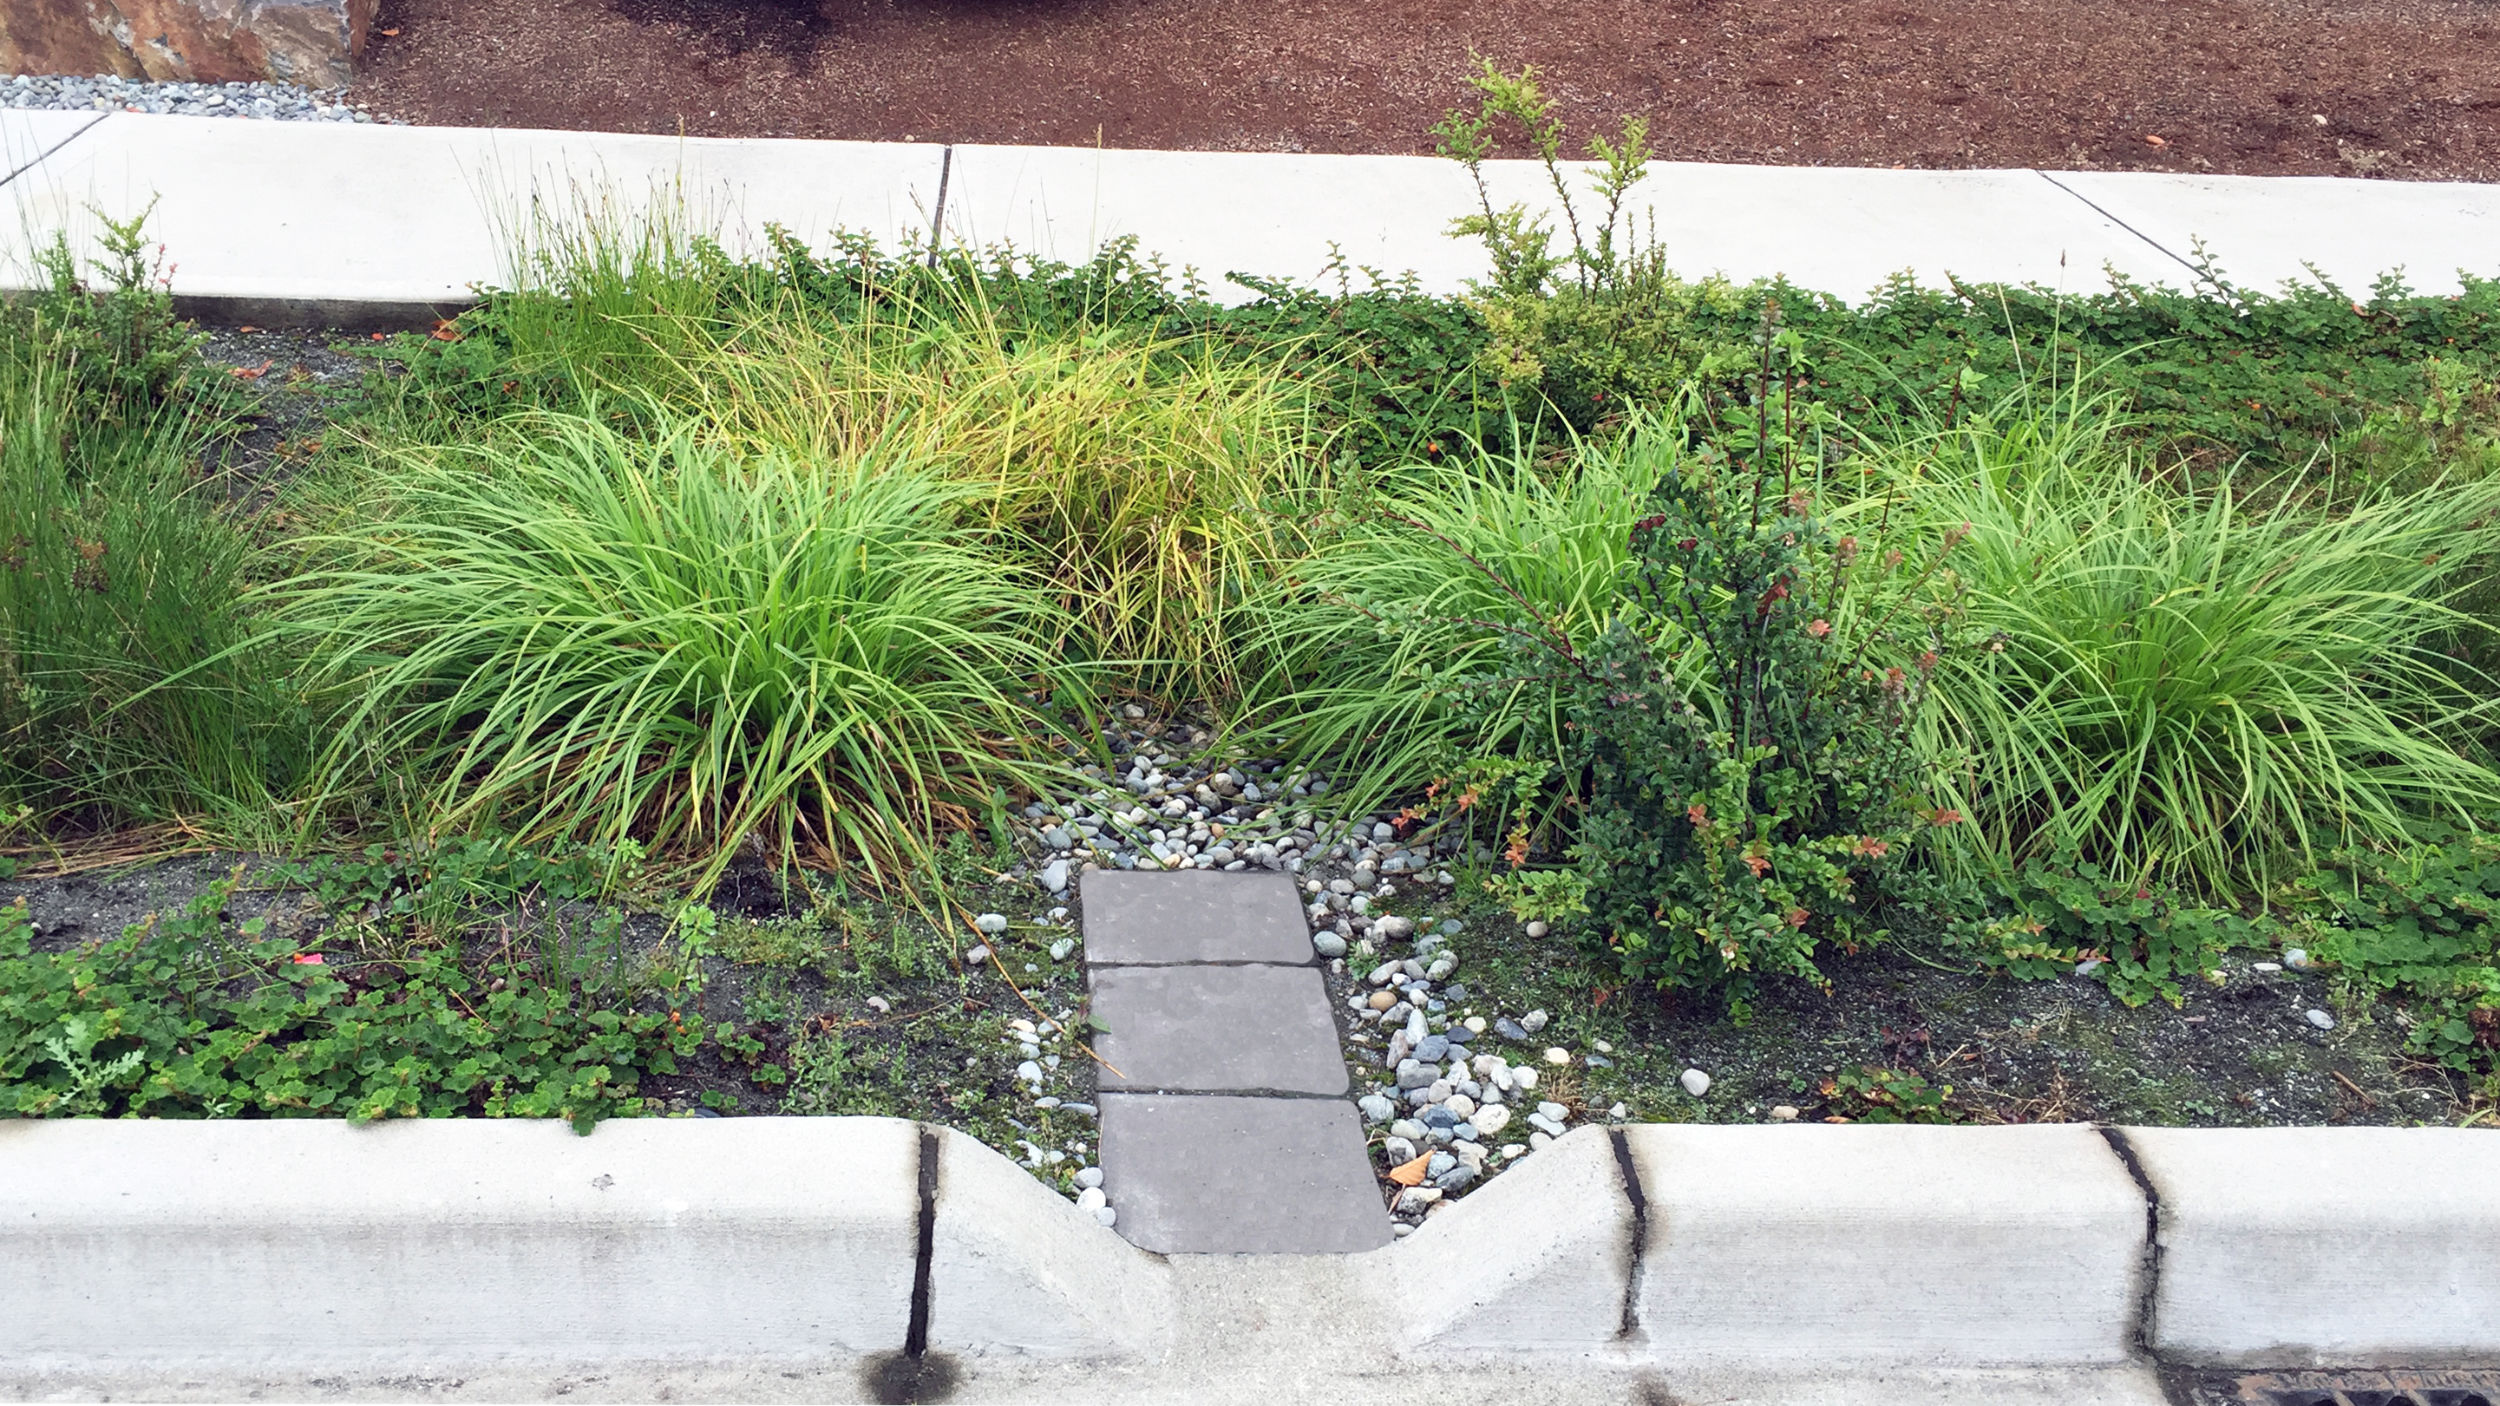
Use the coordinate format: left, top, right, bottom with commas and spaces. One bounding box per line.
350, 0, 2500, 181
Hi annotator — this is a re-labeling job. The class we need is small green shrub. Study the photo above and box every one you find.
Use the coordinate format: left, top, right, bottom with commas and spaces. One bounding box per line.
1548, 428, 1937, 1012
10, 209, 220, 424
1434, 326, 1947, 1012
1434, 58, 1752, 435
272, 411, 1064, 887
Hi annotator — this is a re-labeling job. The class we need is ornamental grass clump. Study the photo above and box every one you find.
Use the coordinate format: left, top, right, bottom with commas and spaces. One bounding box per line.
668, 293, 1319, 698
0, 224, 298, 830
1901, 394, 2500, 898
1236, 424, 1664, 824
273, 411, 1062, 887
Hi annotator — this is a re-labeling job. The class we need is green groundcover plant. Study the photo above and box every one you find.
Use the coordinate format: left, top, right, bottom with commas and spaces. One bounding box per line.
0, 873, 701, 1130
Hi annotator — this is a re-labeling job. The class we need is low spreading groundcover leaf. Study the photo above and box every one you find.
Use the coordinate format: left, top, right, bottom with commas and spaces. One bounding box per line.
269, 410, 1069, 887
0, 878, 699, 1129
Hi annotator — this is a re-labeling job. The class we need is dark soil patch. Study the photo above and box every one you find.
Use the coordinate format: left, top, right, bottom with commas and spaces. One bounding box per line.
1433, 909, 2481, 1130
352, 0, 2500, 181
194, 326, 375, 502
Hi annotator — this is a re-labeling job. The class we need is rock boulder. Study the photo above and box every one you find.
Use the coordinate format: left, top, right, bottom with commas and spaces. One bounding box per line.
2, 0, 377, 90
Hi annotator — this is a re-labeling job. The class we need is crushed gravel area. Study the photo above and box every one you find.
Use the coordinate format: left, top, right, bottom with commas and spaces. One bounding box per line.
1, 73, 388, 123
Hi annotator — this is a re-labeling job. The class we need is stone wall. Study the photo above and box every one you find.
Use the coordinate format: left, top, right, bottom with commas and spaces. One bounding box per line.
0, 0, 376, 90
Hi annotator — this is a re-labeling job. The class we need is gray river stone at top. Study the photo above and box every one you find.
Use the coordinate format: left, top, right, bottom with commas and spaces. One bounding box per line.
1080, 870, 1313, 965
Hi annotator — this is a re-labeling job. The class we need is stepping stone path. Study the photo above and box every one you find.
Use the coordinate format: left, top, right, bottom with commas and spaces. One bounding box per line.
1083, 870, 1391, 1253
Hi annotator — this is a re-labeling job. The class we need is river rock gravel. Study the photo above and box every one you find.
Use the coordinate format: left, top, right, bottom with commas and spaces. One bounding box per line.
2, 73, 388, 123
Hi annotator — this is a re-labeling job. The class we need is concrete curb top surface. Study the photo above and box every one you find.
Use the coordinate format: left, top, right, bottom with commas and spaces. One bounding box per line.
5, 1118, 2496, 1403
1, 110, 2496, 324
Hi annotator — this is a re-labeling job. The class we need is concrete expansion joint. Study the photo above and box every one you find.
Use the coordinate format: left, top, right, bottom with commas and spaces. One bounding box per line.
1607, 1127, 1651, 1345
866, 1124, 959, 1405
2030, 167, 2200, 279
0, 110, 104, 189
2094, 1126, 2172, 1366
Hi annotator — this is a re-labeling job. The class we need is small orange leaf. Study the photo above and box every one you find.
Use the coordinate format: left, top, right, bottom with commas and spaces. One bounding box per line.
379, 26, 401, 35
2144, 134, 2168, 149
229, 359, 273, 380
236, 324, 261, 333
1387, 1153, 1432, 1187
429, 319, 465, 342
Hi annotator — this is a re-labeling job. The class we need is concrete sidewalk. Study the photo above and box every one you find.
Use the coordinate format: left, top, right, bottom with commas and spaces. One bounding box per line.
2, 110, 2496, 317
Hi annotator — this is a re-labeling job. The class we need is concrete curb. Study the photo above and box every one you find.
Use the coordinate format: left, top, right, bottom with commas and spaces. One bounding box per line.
5, 1116, 2492, 1401
0, 1117, 922, 1367
1382, 1124, 1634, 1356
1622, 1122, 2146, 1366
4, 112, 2496, 323
2122, 1126, 2500, 1368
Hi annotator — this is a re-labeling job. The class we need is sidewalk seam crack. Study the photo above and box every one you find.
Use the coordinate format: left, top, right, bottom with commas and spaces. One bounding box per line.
925, 144, 953, 265
1, 111, 108, 192
2032, 168, 2200, 279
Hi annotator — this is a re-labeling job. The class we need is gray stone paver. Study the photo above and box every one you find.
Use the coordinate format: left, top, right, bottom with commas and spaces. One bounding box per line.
1079, 869, 1391, 1252
1090, 964, 1349, 1096
1097, 1094, 1391, 1253
1079, 869, 1314, 965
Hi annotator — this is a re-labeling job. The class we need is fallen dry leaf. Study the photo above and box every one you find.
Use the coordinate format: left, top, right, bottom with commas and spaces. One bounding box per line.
229, 359, 273, 380
1387, 1153, 1431, 1187
379, 26, 400, 35
430, 319, 465, 342
235, 324, 261, 333
2144, 134, 2169, 148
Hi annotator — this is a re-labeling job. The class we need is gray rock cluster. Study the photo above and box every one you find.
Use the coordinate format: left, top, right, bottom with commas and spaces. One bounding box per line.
1011, 706, 1353, 898
1330, 901, 1614, 1232
2, 73, 385, 122
998, 1005, 1113, 1226
1008, 705, 1610, 1231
